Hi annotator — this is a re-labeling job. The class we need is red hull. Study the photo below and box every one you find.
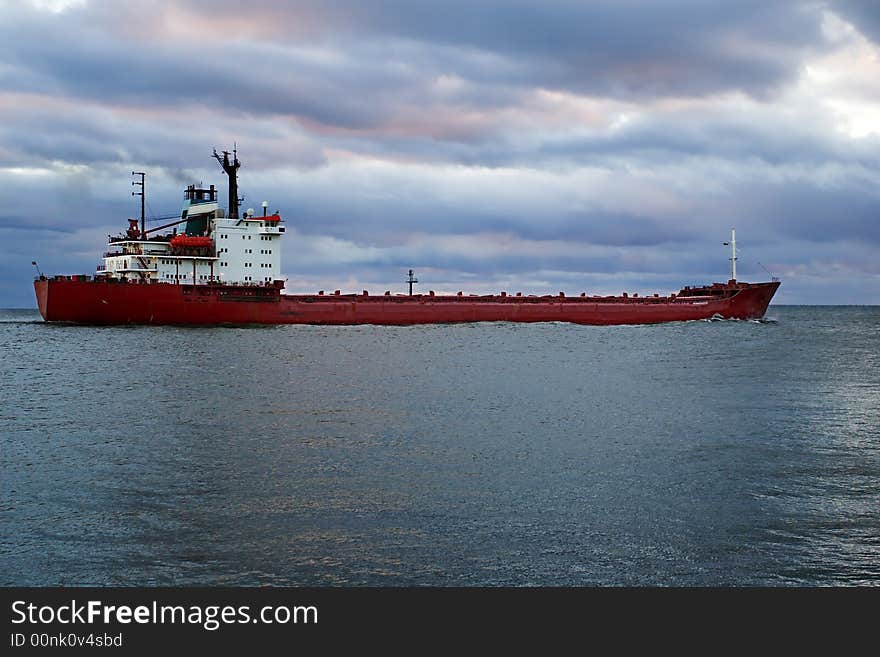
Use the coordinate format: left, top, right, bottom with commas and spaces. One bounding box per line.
34, 278, 779, 325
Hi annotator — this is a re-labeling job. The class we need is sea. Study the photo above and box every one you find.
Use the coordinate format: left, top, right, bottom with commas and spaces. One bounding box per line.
1, 306, 878, 586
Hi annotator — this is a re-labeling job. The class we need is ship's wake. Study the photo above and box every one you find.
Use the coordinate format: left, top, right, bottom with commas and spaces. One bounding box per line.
703, 314, 777, 324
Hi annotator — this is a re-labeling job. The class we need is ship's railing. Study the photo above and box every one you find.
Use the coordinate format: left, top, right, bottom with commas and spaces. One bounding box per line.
46, 274, 93, 282
294, 291, 683, 303
104, 248, 171, 257
108, 234, 172, 244
41, 276, 284, 287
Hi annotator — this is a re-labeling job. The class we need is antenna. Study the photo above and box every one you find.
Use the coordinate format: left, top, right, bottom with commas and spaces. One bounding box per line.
722, 228, 737, 282
131, 172, 145, 239
406, 269, 419, 296
757, 261, 779, 282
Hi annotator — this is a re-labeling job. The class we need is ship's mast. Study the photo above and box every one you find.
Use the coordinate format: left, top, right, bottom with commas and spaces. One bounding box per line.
213, 146, 241, 219
723, 228, 737, 282
407, 269, 418, 296
131, 171, 145, 239
730, 228, 737, 281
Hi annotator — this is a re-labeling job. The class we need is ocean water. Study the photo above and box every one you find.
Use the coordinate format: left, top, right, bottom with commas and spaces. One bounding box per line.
1, 306, 878, 586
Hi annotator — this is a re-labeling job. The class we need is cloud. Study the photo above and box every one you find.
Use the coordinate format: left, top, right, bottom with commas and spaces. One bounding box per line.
0, 1, 834, 132
159, 0, 830, 99
830, 0, 880, 45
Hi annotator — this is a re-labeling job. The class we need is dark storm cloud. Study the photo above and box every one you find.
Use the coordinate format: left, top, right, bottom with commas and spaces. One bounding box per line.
831, 0, 880, 44
336, 109, 880, 171
0, 0, 848, 175
721, 179, 880, 244
534, 115, 880, 170
0, 0, 831, 136
0, 25, 395, 131
322, 182, 875, 248
0, 92, 326, 173
174, 0, 829, 98
335, 0, 826, 98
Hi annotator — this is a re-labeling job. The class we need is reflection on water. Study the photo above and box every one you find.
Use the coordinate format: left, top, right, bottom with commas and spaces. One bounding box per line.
1, 306, 878, 585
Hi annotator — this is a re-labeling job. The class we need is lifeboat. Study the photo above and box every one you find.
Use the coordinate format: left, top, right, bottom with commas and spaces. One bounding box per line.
170, 235, 212, 248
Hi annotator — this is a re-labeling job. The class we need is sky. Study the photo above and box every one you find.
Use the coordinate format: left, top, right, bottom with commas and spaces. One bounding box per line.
1, 0, 879, 306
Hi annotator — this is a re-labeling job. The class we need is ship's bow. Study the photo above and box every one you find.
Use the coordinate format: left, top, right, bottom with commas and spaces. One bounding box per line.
34, 277, 50, 321
729, 280, 780, 319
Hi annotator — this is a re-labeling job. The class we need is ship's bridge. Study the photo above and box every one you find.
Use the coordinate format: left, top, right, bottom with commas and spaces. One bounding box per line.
181, 184, 221, 236
182, 184, 218, 208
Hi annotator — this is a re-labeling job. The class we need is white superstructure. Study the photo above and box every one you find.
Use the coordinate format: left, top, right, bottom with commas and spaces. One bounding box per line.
214, 210, 285, 285
97, 181, 285, 286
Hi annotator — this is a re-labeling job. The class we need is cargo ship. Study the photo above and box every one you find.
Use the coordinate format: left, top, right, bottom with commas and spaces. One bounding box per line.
34, 148, 779, 325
